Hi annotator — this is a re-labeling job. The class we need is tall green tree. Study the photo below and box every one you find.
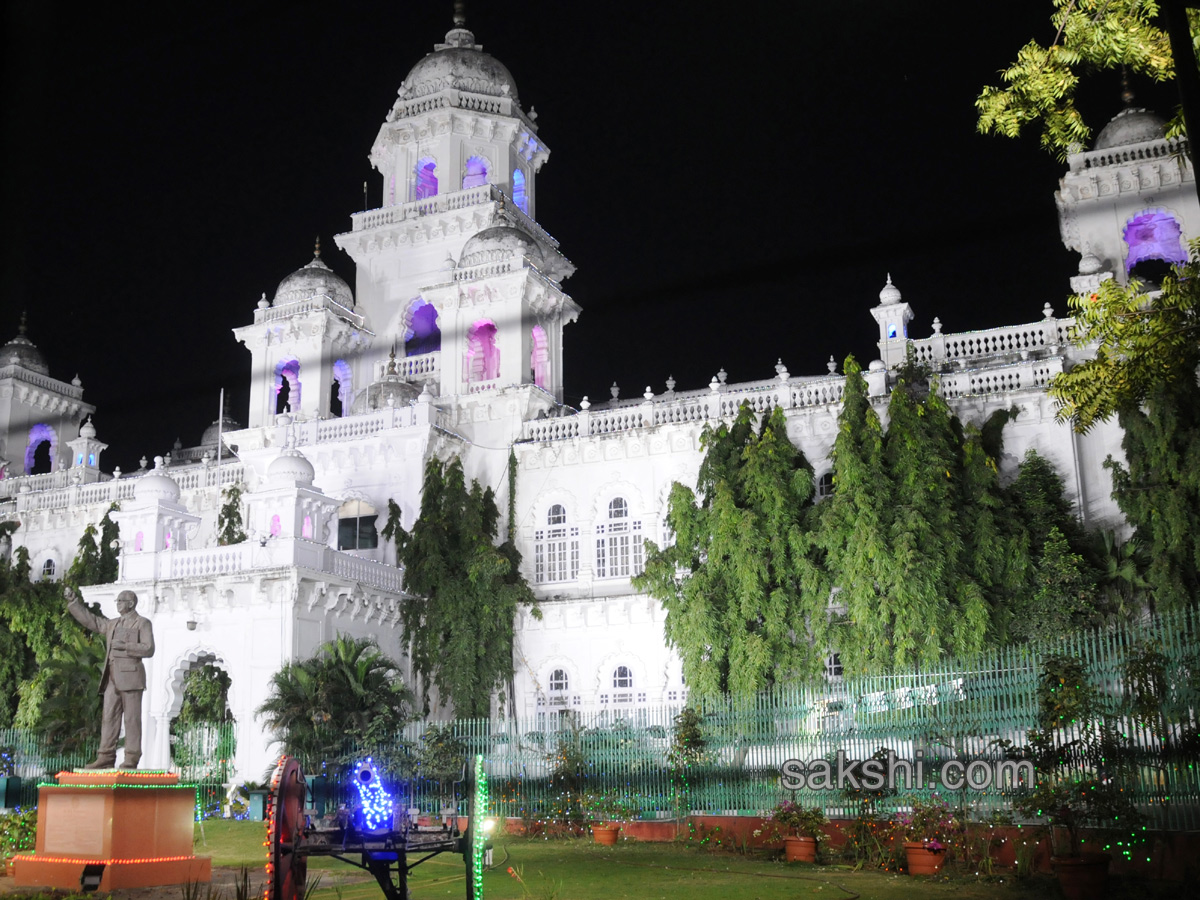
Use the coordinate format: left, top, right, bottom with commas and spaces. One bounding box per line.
217, 485, 247, 546
635, 404, 825, 696
390, 457, 536, 717
976, 1, 1178, 159
1105, 379, 1200, 611
257, 635, 414, 773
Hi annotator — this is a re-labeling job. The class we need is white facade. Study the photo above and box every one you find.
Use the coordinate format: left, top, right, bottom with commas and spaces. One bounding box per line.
0, 22, 1186, 780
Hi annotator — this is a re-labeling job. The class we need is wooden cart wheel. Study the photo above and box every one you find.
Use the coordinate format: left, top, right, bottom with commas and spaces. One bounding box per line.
266, 756, 308, 900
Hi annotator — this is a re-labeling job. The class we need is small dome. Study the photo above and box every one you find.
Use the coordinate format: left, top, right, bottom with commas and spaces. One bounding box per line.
877, 274, 902, 305
134, 458, 181, 504
398, 27, 518, 104
0, 326, 49, 376
274, 250, 354, 310
459, 225, 543, 269
79, 417, 97, 439
1094, 108, 1167, 150
268, 449, 315, 487
201, 415, 244, 447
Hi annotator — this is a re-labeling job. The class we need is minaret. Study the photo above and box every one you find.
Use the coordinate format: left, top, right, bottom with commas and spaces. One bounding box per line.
869, 275, 914, 370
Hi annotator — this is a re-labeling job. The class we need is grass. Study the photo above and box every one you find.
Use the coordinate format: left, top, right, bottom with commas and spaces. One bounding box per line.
193, 822, 1178, 900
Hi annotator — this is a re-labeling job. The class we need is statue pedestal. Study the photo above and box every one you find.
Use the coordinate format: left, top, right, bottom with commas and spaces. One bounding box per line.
12, 770, 211, 891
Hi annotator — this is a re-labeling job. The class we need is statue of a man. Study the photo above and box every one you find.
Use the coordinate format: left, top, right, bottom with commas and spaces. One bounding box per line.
66, 586, 155, 770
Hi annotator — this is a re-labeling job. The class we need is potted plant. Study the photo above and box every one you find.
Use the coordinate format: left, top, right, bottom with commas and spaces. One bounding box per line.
766, 800, 828, 863
1012, 654, 1145, 900
895, 796, 957, 875
582, 791, 636, 845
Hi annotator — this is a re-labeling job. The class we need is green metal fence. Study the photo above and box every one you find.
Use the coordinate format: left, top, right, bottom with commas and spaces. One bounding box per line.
0, 730, 95, 809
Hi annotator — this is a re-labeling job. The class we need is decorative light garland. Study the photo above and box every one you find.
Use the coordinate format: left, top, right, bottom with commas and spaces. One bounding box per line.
471, 754, 488, 900
12, 854, 197, 865
352, 758, 394, 833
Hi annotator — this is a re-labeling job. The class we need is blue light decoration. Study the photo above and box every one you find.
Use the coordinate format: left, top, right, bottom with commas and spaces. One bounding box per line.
352, 758, 394, 833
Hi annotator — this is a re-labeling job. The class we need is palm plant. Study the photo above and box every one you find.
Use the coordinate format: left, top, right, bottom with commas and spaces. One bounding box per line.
26, 631, 105, 754
257, 635, 414, 775
1092, 530, 1150, 620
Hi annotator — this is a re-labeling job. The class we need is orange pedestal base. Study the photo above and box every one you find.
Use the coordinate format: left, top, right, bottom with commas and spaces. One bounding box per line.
12, 770, 212, 891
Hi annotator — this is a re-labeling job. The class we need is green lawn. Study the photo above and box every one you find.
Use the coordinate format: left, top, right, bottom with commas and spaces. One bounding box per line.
192, 821, 1176, 900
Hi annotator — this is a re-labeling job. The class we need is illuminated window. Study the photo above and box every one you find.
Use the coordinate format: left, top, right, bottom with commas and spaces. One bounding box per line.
134, 532, 144, 552
405, 300, 441, 355
535, 504, 578, 583
302, 516, 313, 540
462, 155, 489, 190
512, 169, 528, 213
88, 453, 96, 466
338, 499, 378, 551
530, 325, 549, 390
464, 320, 500, 383
24, 423, 55, 475
76, 454, 84, 465
415, 157, 438, 199
270, 515, 282, 537
1124, 210, 1187, 282
41, 559, 55, 579
274, 359, 301, 415
595, 498, 643, 579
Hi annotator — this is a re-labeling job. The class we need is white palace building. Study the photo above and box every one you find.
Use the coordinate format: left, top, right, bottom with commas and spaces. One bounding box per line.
0, 17, 1194, 780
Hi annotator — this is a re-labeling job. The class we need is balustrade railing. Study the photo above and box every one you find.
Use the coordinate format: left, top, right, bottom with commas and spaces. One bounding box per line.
166, 539, 403, 593
253, 295, 365, 328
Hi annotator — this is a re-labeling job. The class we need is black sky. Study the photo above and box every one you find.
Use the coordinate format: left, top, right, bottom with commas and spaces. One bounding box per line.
1, 0, 1180, 471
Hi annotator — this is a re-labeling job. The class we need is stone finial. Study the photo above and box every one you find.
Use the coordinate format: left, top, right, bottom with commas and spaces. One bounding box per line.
1043, 302, 1055, 319
258, 293, 269, 309
18, 311, 27, 335
139, 455, 148, 470
932, 317, 943, 334
153, 455, 165, 469
314, 236, 322, 258
453, 0, 466, 27
709, 376, 721, 393
665, 375, 676, 393
610, 382, 620, 400
579, 395, 590, 410
643, 387, 654, 401
827, 355, 837, 374
717, 368, 727, 385
775, 359, 789, 381
113, 466, 122, 479
72, 373, 82, 387
164, 452, 172, 466
387, 345, 398, 376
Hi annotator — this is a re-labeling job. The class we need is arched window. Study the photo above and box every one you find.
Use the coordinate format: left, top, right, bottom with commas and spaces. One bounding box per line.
274, 359, 301, 415
549, 669, 568, 695
1124, 210, 1187, 282
338, 499, 378, 551
41, 559, 55, 580
24, 423, 55, 475
462, 155, 489, 190
270, 514, 282, 537
415, 157, 438, 200
530, 325, 549, 390
464, 320, 500, 383
405, 300, 441, 355
611, 666, 635, 705
815, 471, 834, 501
595, 497, 643, 578
512, 169, 528, 213
330, 359, 353, 417
302, 515, 313, 540
535, 504, 578, 583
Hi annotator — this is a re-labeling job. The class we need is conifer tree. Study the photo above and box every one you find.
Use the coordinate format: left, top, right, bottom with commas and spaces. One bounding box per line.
636, 404, 826, 695
391, 457, 536, 717
1106, 380, 1200, 612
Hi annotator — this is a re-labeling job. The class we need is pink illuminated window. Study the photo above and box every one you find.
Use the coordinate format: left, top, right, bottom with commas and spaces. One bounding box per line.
405, 300, 441, 355
415, 157, 438, 199
512, 169, 528, 213
302, 515, 313, 540
1124, 211, 1187, 277
462, 156, 489, 190
464, 320, 500, 383
275, 358, 301, 415
531, 325, 549, 389
164, 530, 172, 550
24, 423, 55, 475
270, 515, 282, 537
134, 532, 144, 552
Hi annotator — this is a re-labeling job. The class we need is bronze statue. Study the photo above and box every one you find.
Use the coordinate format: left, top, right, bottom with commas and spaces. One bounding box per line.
65, 586, 155, 770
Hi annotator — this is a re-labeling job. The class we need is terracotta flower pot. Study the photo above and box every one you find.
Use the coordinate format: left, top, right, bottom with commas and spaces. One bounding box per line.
1052, 852, 1110, 900
783, 836, 817, 863
592, 824, 620, 845
904, 841, 946, 875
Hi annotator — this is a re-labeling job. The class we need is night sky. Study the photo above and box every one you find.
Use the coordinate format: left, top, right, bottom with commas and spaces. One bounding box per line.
1, 1, 1180, 472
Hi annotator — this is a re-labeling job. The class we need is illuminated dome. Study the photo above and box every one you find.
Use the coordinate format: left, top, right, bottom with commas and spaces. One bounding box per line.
877, 274, 902, 305
1094, 108, 1167, 150
274, 247, 354, 310
268, 449, 315, 487
201, 415, 243, 447
459, 225, 543, 269
0, 322, 48, 375
134, 458, 181, 504
398, 27, 518, 104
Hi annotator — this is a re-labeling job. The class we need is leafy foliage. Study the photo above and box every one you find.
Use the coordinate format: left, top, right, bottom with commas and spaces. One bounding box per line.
18, 630, 105, 753
976, 1, 1177, 159
175, 663, 232, 728
636, 404, 825, 695
391, 456, 536, 717
217, 484, 247, 546
257, 635, 414, 774
414, 724, 468, 805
